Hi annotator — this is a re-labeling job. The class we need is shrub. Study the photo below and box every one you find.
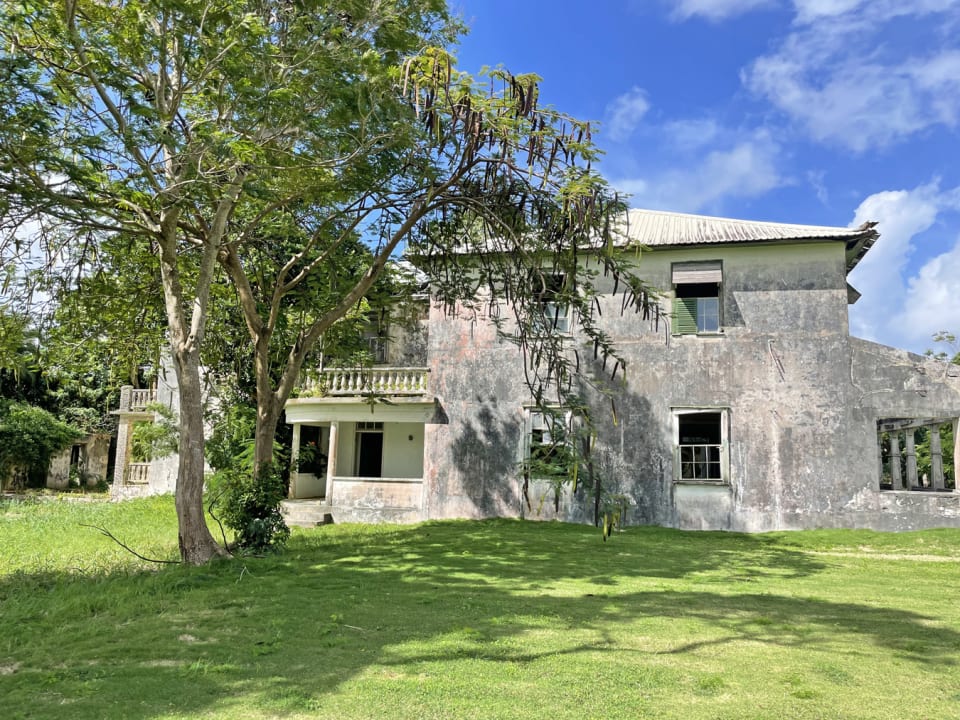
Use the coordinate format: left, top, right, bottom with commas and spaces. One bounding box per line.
130, 402, 178, 461
0, 401, 83, 488
208, 463, 290, 554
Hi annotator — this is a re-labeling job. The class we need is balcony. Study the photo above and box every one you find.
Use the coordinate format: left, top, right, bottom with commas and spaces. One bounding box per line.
125, 463, 151, 484
116, 387, 158, 413
301, 367, 430, 397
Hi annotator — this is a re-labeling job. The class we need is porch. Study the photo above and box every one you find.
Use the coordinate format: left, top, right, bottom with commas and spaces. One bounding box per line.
284, 367, 438, 523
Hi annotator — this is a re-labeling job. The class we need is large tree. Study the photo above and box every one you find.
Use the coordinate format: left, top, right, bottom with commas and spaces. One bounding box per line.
0, 1, 652, 563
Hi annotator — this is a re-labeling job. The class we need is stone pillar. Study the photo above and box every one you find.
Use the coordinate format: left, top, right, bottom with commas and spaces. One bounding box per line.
889, 433, 903, 490
954, 418, 960, 493
119, 385, 132, 412
930, 424, 945, 490
877, 439, 884, 488
326, 421, 339, 504
905, 431, 918, 489
288, 423, 301, 499
113, 418, 132, 489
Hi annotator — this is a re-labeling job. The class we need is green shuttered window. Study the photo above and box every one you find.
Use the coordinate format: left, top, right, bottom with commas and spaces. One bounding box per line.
672, 262, 722, 335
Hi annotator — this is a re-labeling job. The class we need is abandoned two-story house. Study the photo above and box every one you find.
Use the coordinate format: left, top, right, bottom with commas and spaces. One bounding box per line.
283, 207, 960, 532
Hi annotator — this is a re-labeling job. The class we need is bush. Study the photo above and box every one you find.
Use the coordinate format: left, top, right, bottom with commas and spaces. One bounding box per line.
208, 463, 290, 554
130, 402, 178, 461
0, 401, 83, 488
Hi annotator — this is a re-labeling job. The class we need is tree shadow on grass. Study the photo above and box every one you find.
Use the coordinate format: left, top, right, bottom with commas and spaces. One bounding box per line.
2, 521, 959, 719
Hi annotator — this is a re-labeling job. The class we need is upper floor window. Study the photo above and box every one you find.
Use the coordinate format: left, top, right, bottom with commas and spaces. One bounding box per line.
672, 262, 722, 334
534, 273, 570, 333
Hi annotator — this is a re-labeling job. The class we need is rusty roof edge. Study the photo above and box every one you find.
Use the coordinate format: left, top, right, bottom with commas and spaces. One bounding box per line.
843, 221, 880, 273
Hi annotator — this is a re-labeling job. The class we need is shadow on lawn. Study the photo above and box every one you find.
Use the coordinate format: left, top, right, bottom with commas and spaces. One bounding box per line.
2, 520, 957, 719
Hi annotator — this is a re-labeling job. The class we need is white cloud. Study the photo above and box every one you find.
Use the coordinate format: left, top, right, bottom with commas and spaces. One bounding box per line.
662, 117, 722, 151
898, 240, 960, 349
848, 182, 960, 350
793, 0, 960, 25
742, 3, 960, 151
806, 170, 829, 205
604, 87, 650, 142
791, 0, 858, 22
612, 130, 784, 212
669, 0, 777, 22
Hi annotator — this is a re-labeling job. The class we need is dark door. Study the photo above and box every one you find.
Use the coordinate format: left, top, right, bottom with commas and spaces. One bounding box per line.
356, 432, 384, 477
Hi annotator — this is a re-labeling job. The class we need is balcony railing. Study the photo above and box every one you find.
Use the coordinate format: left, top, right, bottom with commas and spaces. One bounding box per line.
126, 463, 150, 485
302, 367, 429, 397
129, 389, 157, 411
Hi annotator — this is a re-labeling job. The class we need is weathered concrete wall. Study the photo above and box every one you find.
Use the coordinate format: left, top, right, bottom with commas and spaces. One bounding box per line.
385, 298, 429, 366
424, 311, 526, 520
423, 240, 960, 532
845, 339, 960, 529
47, 434, 112, 490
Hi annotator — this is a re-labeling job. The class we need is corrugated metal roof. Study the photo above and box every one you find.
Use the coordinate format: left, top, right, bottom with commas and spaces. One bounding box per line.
619, 208, 880, 272
620, 208, 872, 246
432, 207, 880, 273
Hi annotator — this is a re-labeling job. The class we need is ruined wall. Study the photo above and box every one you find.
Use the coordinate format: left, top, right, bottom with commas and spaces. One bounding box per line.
385, 297, 429, 367
424, 240, 960, 531
424, 307, 526, 520
592, 242, 864, 530
845, 339, 960, 530
427, 241, 882, 530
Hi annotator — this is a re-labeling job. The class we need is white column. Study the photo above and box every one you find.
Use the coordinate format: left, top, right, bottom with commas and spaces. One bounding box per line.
288, 423, 301, 499
905, 431, 918, 488
930, 424, 945, 490
889, 433, 903, 490
326, 421, 339, 505
954, 418, 959, 493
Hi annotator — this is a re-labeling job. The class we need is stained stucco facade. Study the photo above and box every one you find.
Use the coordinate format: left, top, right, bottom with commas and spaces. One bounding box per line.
283, 210, 960, 531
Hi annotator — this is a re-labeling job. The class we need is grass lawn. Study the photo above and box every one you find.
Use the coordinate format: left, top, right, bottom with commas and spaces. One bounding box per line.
2, 495, 960, 719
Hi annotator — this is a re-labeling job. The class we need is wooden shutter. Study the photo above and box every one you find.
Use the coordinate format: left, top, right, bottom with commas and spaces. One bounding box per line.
672, 262, 722, 284
673, 297, 698, 334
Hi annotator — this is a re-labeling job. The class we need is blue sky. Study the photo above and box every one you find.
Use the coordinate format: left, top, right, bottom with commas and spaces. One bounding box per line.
452, 0, 960, 355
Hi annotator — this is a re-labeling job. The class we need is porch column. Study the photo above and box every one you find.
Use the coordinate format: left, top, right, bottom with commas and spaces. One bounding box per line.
889, 433, 903, 490
904, 431, 918, 488
113, 417, 133, 488
326, 420, 339, 505
930, 424, 945, 490
288, 423, 301, 499
954, 418, 960, 493
877, 439, 884, 488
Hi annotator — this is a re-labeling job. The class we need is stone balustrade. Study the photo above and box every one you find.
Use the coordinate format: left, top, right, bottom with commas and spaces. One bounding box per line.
304, 367, 429, 396
118, 386, 158, 412
126, 463, 150, 484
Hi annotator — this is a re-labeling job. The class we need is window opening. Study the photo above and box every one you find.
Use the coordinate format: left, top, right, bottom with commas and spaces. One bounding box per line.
677, 411, 724, 481
878, 418, 956, 491
672, 262, 722, 334
525, 410, 574, 479
535, 274, 570, 333
298, 425, 328, 477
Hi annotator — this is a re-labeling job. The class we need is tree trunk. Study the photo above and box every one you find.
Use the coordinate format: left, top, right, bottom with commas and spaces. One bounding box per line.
171, 345, 228, 564
253, 396, 282, 476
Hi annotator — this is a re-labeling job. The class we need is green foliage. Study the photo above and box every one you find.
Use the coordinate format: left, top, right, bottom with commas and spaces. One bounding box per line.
0, 0, 659, 555
129, 402, 179, 462
205, 396, 258, 474
206, 393, 289, 553
0, 308, 38, 384
926, 330, 960, 364
207, 464, 290, 554
0, 401, 83, 487
914, 423, 956, 488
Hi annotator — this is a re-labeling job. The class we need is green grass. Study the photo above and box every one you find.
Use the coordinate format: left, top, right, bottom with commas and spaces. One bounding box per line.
3, 495, 960, 719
